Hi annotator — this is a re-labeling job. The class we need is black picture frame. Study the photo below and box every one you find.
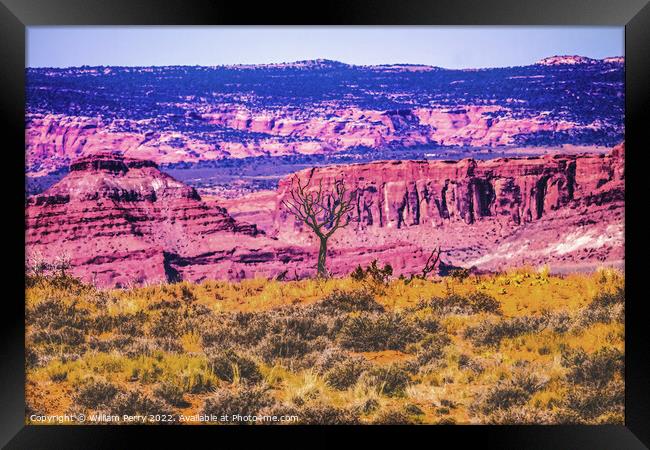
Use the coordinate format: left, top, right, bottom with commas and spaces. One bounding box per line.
2, 0, 648, 448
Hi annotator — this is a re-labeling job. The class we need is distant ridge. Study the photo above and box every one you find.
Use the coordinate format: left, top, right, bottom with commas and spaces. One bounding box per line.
535, 55, 624, 66
28, 55, 624, 72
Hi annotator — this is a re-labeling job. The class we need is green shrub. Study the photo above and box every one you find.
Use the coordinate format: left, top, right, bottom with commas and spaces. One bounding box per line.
361, 364, 411, 397
316, 289, 385, 314
477, 372, 546, 415
209, 349, 262, 384
111, 390, 171, 418
74, 379, 120, 408
338, 313, 422, 351
562, 347, 623, 389
296, 403, 360, 424
373, 408, 418, 424
154, 382, 188, 407
202, 386, 274, 423
324, 357, 369, 390
409, 334, 451, 371
464, 316, 546, 348
421, 292, 501, 316
561, 379, 624, 422
28, 298, 89, 330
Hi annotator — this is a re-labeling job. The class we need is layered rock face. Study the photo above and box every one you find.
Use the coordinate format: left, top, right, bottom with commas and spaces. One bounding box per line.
26, 146, 624, 287
26, 58, 624, 180
276, 144, 624, 273
26, 153, 305, 286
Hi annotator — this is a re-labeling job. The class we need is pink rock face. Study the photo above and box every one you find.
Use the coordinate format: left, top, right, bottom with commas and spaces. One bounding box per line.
25, 105, 584, 177
26, 152, 303, 287
276, 143, 625, 274
26, 145, 624, 287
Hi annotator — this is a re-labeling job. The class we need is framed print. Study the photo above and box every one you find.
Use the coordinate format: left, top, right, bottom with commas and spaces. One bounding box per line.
1, 0, 649, 448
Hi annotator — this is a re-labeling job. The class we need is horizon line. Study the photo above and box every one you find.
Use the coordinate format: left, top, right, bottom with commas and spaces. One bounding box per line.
26, 54, 625, 71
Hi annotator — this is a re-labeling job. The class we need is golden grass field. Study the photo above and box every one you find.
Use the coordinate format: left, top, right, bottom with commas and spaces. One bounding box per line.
25, 266, 624, 425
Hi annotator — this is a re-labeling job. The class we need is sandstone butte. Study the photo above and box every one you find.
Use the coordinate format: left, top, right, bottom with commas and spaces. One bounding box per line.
25, 144, 624, 288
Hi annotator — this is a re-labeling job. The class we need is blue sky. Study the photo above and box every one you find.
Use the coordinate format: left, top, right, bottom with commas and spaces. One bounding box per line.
26, 26, 624, 69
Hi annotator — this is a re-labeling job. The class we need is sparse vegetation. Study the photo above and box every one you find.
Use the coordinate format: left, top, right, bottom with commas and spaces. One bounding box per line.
26, 267, 624, 424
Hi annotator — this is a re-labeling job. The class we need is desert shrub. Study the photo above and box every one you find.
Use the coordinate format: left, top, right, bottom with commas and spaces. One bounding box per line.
25, 347, 40, 370
487, 405, 555, 424
110, 390, 171, 418
562, 347, 623, 389
202, 385, 274, 423
361, 398, 380, 414
541, 310, 573, 333
74, 379, 120, 409
48, 365, 68, 382
477, 372, 547, 415
351, 261, 393, 294
324, 357, 370, 390
404, 403, 424, 415
589, 287, 625, 309
464, 316, 546, 348
351, 260, 393, 284
178, 367, 217, 394
560, 379, 624, 423
91, 314, 115, 334
268, 313, 329, 341
154, 381, 188, 407
201, 312, 270, 349
414, 316, 441, 334
112, 311, 148, 336
155, 337, 185, 353
180, 285, 197, 303
316, 289, 385, 314
33, 326, 86, 346
338, 313, 422, 351
89, 334, 134, 352
257, 332, 314, 363
373, 408, 418, 424
122, 337, 157, 358
147, 298, 182, 311
458, 354, 484, 373
231, 311, 271, 339
208, 349, 262, 384
417, 292, 501, 316
296, 403, 360, 425
408, 334, 451, 372
361, 364, 411, 397
312, 347, 349, 374
148, 310, 185, 338
28, 298, 89, 331
449, 268, 472, 281
581, 287, 625, 326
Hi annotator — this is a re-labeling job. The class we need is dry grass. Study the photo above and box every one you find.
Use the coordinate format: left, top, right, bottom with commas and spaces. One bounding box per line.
25, 266, 624, 425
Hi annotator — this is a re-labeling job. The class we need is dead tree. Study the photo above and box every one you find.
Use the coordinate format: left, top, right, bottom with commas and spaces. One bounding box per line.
420, 247, 441, 279
281, 174, 355, 278
405, 247, 442, 284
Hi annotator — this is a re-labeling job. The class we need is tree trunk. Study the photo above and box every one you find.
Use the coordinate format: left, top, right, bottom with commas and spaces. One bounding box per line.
317, 237, 328, 278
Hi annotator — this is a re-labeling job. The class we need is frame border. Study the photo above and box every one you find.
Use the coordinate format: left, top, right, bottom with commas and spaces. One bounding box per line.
2, 0, 648, 447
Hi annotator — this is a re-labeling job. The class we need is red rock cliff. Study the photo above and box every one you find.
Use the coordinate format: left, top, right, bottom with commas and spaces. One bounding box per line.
276, 144, 624, 232
275, 144, 624, 273
25, 152, 279, 287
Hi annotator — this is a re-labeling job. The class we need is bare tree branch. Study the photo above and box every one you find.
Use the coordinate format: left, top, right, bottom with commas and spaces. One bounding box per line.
281, 173, 356, 277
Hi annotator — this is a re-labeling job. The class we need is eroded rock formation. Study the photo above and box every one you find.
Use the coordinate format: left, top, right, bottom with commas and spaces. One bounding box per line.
26, 152, 302, 286
26, 145, 624, 287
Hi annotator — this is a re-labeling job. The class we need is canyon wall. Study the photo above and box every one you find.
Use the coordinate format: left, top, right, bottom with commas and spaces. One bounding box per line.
26, 145, 624, 287
25, 153, 292, 287
276, 144, 624, 234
